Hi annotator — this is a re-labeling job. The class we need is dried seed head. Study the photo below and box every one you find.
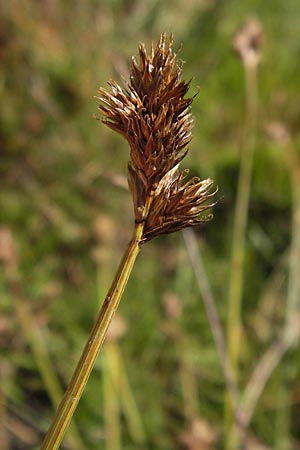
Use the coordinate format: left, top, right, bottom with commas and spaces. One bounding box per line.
97, 33, 217, 240
232, 18, 263, 68
97, 34, 193, 195
265, 121, 290, 144
178, 417, 218, 449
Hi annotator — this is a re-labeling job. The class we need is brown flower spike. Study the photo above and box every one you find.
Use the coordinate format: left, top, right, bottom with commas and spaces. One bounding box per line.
96, 33, 217, 240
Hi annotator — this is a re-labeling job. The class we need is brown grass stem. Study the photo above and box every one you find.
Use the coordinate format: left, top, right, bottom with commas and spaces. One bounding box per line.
40, 219, 147, 450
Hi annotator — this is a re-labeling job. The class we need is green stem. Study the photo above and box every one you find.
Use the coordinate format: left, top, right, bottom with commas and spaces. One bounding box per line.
276, 138, 300, 450
284, 140, 300, 346
103, 345, 121, 450
227, 64, 258, 376
113, 344, 146, 445
40, 221, 145, 450
225, 62, 258, 450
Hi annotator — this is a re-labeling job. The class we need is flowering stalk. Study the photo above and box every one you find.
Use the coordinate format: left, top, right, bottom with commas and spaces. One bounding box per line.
41, 33, 216, 450
225, 18, 263, 450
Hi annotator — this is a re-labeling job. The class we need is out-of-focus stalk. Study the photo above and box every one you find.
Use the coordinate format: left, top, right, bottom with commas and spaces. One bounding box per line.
276, 131, 300, 450
225, 18, 263, 450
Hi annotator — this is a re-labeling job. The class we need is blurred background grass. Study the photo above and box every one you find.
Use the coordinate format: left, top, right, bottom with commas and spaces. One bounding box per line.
1, 1, 300, 449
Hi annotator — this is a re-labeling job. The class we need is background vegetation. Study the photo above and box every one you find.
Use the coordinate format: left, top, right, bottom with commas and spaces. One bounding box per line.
1, 1, 300, 449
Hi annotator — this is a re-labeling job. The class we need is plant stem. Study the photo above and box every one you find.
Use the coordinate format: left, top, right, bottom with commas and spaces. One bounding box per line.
239, 137, 300, 447
106, 342, 146, 446
103, 345, 121, 450
183, 229, 242, 426
276, 137, 300, 450
284, 138, 300, 347
227, 63, 258, 379
225, 62, 258, 450
40, 220, 145, 450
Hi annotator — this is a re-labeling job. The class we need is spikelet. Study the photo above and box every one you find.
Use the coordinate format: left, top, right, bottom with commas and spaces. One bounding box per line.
96, 33, 217, 240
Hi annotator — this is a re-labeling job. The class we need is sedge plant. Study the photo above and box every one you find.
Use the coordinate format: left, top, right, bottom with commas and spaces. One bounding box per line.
40, 33, 217, 450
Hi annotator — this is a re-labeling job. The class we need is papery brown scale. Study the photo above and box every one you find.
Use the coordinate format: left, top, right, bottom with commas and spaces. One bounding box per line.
138, 46, 148, 72
154, 110, 170, 135
149, 76, 178, 105
164, 78, 189, 99
144, 140, 156, 167
130, 59, 140, 81
149, 72, 165, 94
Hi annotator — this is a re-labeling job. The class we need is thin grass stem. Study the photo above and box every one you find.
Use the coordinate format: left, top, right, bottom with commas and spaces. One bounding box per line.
182, 229, 243, 429
284, 139, 300, 346
225, 61, 258, 449
242, 338, 288, 429
110, 344, 147, 446
103, 345, 121, 450
275, 137, 300, 450
237, 137, 300, 447
226, 63, 258, 378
